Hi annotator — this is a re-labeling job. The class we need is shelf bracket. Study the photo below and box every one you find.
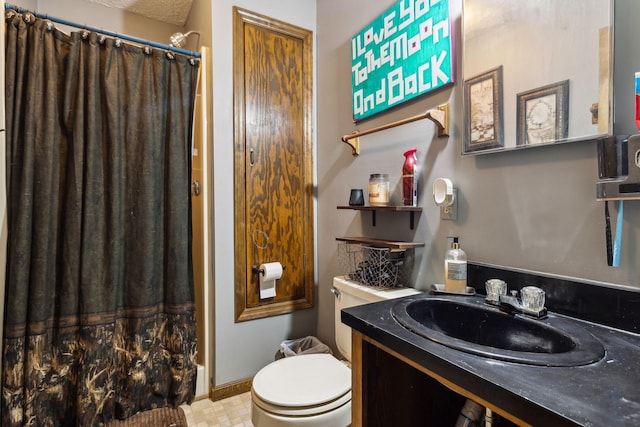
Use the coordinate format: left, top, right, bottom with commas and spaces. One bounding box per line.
341, 103, 450, 156
370, 210, 417, 229
343, 133, 360, 156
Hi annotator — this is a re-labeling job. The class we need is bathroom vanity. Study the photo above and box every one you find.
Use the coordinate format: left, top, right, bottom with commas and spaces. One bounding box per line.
342, 264, 640, 426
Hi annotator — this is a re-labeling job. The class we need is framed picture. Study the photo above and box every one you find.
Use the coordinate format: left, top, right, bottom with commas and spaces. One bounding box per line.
516, 80, 570, 146
463, 66, 504, 153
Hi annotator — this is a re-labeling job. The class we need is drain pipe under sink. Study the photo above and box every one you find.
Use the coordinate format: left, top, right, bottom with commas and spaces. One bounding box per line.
454, 399, 485, 427
485, 408, 493, 427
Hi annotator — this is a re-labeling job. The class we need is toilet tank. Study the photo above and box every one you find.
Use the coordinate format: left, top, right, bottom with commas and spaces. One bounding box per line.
332, 276, 420, 361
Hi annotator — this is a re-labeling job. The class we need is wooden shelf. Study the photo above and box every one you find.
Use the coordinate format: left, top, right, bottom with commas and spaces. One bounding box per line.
337, 205, 422, 229
337, 205, 422, 211
336, 237, 424, 249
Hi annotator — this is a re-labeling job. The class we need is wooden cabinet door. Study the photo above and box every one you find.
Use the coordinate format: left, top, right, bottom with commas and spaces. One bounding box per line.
233, 8, 314, 322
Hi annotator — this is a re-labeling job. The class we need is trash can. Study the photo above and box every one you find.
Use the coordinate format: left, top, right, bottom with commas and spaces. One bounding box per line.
275, 336, 333, 360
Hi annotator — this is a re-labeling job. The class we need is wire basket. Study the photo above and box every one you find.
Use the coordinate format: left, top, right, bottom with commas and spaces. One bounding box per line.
338, 242, 413, 288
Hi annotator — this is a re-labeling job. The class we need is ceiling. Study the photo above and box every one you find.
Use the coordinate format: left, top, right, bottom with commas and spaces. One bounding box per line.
86, 0, 194, 26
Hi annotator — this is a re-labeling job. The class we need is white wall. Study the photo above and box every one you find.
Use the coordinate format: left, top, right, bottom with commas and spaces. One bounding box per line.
316, 0, 639, 352
211, 0, 317, 385
7, 0, 34, 8
186, 0, 212, 52
9, 0, 183, 41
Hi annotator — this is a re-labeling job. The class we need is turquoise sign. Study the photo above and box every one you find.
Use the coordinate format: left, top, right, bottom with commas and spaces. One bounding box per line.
351, 0, 453, 121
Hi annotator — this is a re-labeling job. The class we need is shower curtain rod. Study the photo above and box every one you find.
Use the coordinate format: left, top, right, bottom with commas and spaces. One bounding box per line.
4, 3, 201, 59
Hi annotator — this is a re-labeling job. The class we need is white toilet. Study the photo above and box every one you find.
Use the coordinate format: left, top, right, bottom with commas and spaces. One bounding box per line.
251, 276, 420, 427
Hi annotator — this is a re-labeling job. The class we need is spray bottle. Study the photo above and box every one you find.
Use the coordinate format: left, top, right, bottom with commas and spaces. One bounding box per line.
402, 148, 418, 206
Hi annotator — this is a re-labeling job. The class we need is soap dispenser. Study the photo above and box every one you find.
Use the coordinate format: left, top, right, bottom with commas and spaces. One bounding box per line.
444, 237, 467, 293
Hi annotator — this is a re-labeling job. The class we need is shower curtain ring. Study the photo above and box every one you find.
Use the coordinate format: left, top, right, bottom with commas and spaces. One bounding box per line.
113, 32, 122, 48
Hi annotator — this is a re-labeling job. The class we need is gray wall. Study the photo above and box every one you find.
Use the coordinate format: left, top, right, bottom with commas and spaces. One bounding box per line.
316, 0, 639, 353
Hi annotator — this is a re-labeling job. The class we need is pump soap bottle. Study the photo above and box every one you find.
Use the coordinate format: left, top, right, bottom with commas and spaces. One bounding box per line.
444, 237, 467, 293
402, 148, 418, 206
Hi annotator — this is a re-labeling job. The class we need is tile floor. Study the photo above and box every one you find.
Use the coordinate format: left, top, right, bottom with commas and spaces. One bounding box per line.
182, 392, 254, 427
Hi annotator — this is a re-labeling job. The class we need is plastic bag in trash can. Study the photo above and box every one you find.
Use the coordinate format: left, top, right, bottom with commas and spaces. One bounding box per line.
275, 336, 333, 360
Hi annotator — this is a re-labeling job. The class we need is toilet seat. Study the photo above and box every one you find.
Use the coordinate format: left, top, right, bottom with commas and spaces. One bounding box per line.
252, 353, 351, 417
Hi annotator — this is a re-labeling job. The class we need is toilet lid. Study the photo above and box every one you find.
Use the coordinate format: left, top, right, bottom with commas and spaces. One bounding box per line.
252, 354, 351, 407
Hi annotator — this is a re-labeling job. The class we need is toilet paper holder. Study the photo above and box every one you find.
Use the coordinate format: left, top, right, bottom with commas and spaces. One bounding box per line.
252, 264, 286, 275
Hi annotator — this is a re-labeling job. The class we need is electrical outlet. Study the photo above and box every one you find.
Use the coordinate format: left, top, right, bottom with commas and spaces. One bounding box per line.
440, 189, 457, 220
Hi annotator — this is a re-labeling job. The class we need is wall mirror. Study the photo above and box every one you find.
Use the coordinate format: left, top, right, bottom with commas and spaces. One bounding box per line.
462, 0, 614, 155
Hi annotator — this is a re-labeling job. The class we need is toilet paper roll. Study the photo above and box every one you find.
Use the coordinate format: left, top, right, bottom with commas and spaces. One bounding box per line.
259, 262, 283, 299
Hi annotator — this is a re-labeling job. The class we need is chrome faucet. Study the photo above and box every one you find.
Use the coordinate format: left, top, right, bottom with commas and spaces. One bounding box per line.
488, 289, 547, 319
497, 290, 520, 309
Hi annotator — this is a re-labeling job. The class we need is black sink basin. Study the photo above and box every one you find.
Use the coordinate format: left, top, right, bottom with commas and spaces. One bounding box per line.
391, 297, 605, 366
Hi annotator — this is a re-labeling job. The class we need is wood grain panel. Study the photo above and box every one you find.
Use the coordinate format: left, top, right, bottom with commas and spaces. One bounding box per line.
233, 8, 314, 322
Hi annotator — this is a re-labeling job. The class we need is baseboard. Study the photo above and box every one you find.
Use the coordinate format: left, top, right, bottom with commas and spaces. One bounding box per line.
210, 377, 253, 401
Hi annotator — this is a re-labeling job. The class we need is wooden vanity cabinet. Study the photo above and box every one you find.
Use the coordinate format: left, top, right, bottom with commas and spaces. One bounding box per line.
350, 331, 522, 427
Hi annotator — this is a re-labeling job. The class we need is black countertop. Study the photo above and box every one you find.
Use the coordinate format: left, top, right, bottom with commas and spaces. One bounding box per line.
342, 292, 640, 427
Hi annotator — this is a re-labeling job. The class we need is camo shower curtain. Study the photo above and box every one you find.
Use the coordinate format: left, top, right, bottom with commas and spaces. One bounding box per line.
2, 10, 199, 426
